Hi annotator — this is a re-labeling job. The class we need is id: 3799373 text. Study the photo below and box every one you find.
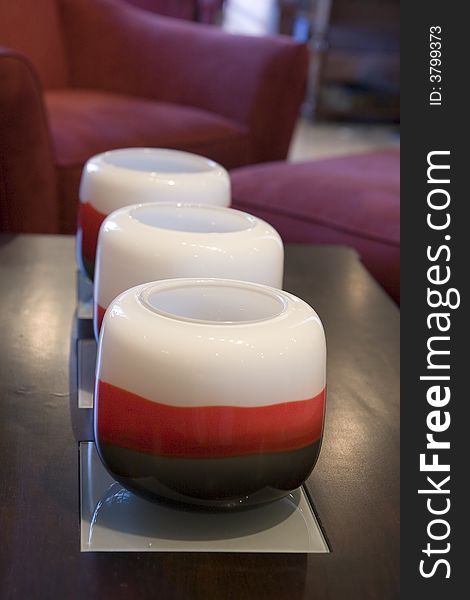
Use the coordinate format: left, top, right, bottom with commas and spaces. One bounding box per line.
429, 26, 443, 107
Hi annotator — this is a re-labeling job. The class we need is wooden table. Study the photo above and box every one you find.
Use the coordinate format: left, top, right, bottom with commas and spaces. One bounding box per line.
0, 235, 399, 599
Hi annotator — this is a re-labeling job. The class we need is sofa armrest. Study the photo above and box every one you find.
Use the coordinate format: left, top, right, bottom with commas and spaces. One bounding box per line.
61, 0, 309, 162
0, 49, 59, 233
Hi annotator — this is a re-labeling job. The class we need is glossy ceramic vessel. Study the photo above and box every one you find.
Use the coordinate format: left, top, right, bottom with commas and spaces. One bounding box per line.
77, 148, 230, 279
93, 202, 283, 338
94, 278, 326, 509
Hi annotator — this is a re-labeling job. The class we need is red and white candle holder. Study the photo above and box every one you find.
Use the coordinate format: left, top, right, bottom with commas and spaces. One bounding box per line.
93, 202, 284, 338
94, 278, 326, 509
77, 148, 230, 279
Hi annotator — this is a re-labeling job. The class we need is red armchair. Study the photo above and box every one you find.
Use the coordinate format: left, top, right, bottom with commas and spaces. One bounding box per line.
0, 0, 308, 233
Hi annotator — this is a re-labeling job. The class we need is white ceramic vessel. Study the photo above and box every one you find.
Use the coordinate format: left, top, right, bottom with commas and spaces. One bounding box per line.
77, 148, 230, 279
94, 278, 327, 509
93, 202, 284, 338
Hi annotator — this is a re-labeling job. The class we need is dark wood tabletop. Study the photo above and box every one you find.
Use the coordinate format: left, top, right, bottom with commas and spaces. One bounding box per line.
0, 235, 399, 600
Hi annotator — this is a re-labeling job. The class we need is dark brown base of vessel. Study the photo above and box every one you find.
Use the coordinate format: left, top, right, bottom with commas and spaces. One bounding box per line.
97, 440, 321, 509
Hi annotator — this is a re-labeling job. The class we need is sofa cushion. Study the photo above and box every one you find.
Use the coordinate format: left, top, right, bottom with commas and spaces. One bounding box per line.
45, 89, 251, 167
230, 150, 400, 302
44, 89, 251, 231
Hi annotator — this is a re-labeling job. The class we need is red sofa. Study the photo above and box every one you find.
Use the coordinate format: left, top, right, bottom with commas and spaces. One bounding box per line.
231, 150, 400, 303
0, 0, 308, 234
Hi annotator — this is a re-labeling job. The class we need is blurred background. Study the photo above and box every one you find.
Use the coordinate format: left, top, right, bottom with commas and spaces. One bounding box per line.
126, 0, 400, 161
1, 0, 400, 301
191, 0, 399, 160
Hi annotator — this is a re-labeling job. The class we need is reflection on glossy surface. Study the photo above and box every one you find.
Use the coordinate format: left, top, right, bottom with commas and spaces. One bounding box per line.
23, 292, 62, 361
78, 339, 96, 409
80, 442, 328, 553
77, 270, 93, 320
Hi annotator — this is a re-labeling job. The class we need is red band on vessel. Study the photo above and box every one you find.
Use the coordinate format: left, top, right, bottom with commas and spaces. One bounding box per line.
78, 201, 107, 264
96, 380, 325, 459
